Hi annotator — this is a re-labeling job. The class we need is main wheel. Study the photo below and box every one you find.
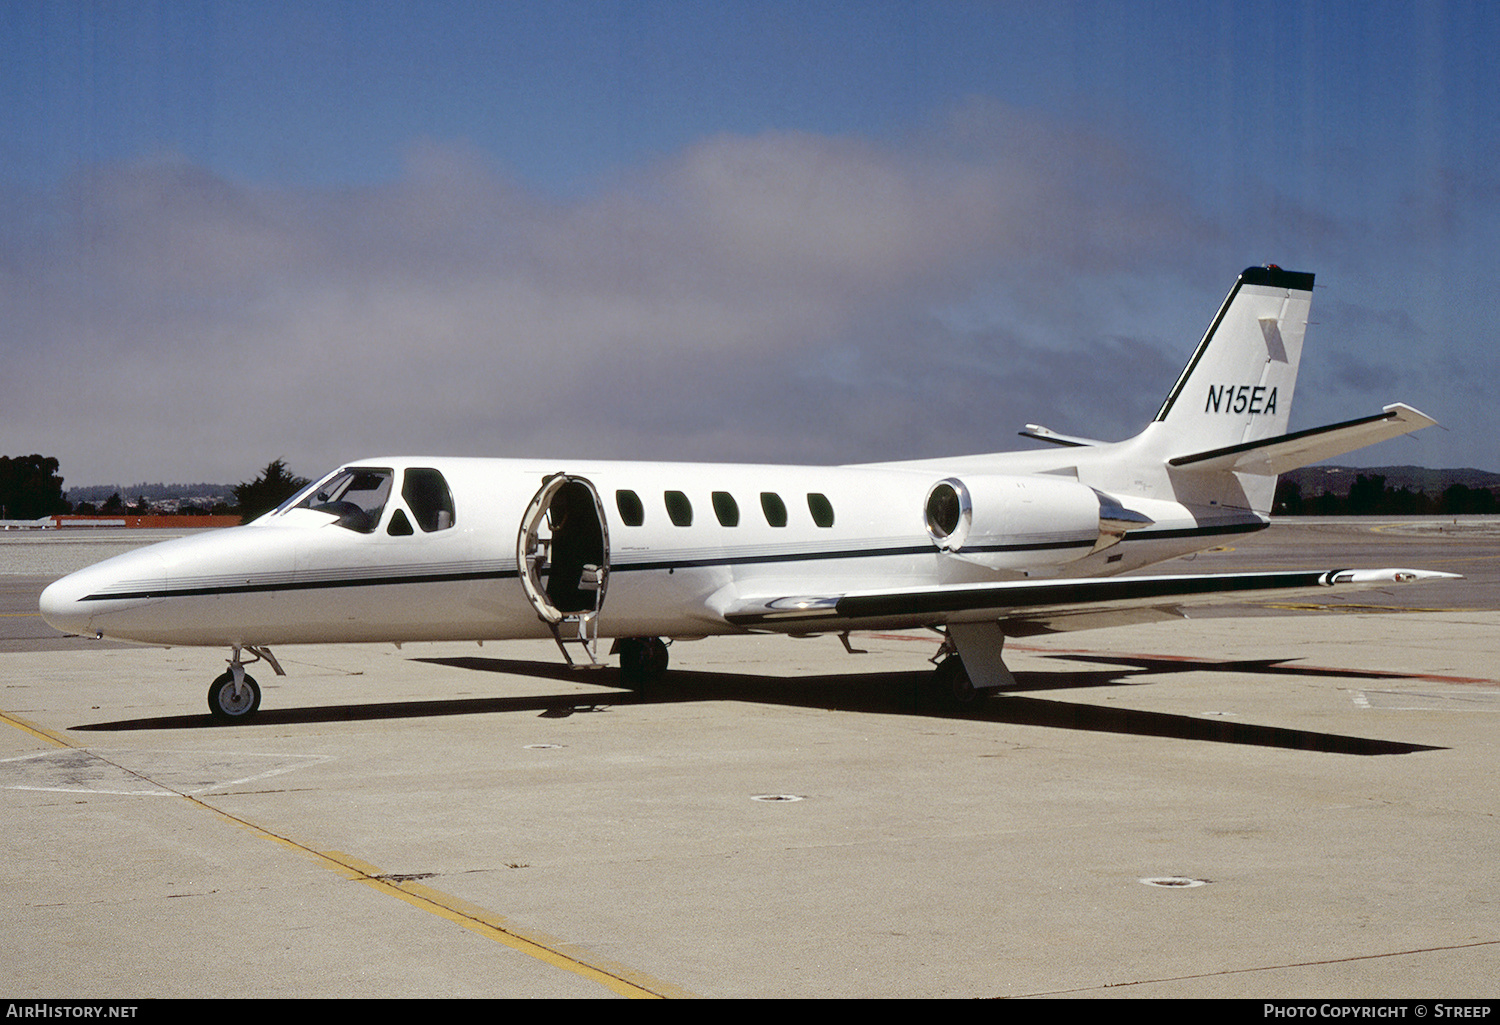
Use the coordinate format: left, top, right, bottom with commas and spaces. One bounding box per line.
932, 656, 979, 705
208, 671, 261, 722
618, 637, 669, 687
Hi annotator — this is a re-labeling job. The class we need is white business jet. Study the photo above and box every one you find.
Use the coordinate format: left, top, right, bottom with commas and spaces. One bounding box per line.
41, 266, 1457, 721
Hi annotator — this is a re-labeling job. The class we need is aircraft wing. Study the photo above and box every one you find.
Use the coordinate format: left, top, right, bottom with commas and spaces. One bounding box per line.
721, 567, 1461, 636
1167, 403, 1439, 476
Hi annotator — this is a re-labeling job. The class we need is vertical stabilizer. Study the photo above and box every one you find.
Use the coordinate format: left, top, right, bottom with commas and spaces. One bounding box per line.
1152, 266, 1314, 458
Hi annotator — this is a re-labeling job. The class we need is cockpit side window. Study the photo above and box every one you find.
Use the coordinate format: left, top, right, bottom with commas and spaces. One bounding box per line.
297, 467, 393, 533
402, 468, 456, 532
387, 509, 415, 536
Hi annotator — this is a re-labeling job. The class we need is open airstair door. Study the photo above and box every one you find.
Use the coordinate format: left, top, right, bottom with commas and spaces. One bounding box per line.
516, 474, 610, 667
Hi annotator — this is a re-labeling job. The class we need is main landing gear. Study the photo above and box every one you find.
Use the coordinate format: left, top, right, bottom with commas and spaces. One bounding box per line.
207, 645, 283, 723
615, 637, 669, 688
932, 653, 979, 705
926, 623, 1016, 711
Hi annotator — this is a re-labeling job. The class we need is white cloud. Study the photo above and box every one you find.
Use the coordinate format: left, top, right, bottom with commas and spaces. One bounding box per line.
2, 107, 1266, 486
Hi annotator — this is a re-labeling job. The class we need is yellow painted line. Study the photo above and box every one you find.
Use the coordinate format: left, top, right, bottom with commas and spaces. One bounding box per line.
197, 809, 692, 998
0, 706, 693, 997
0, 709, 74, 748
1256, 602, 1479, 614
326, 850, 692, 999
1369, 521, 1500, 537
1367, 521, 1462, 533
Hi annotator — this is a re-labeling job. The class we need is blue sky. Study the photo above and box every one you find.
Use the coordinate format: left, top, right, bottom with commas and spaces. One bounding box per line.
3, 0, 1495, 486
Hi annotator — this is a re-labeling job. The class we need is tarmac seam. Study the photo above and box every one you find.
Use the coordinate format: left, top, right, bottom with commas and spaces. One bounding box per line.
0, 709, 694, 999
1009, 938, 1500, 997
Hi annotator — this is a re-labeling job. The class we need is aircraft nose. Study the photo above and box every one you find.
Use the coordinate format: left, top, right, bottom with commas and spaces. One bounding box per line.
38, 547, 167, 640
39, 573, 94, 637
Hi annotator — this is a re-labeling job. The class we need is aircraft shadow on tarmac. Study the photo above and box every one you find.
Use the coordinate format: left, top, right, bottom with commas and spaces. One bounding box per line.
72, 653, 1442, 755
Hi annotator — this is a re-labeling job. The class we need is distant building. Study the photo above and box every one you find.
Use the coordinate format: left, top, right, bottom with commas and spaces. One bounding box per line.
48, 514, 240, 529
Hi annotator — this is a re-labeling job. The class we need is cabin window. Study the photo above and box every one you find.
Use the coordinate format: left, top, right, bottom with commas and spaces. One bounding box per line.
807, 492, 835, 528
760, 492, 788, 527
299, 467, 393, 534
711, 491, 739, 527
616, 490, 645, 526
402, 468, 456, 532
664, 490, 693, 526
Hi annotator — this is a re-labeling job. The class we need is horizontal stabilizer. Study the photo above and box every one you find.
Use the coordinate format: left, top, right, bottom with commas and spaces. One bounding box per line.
723, 567, 1461, 635
1018, 424, 1104, 448
1167, 403, 1439, 476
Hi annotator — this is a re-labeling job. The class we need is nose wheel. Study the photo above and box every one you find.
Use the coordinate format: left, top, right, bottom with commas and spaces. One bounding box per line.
209, 671, 261, 721
206, 644, 282, 722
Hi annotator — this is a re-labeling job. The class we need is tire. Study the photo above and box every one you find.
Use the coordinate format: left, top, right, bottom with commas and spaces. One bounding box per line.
929, 656, 984, 712
618, 637, 669, 687
208, 671, 261, 722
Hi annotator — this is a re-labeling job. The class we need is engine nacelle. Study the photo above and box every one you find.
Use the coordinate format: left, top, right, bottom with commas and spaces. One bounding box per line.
923, 475, 1148, 567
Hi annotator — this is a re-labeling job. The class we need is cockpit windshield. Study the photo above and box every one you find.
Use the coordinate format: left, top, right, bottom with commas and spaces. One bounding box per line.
295, 467, 393, 533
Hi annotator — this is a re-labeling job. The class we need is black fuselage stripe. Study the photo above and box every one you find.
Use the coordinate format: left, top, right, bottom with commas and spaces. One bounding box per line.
833, 569, 1328, 619
79, 522, 1265, 602
82, 568, 517, 602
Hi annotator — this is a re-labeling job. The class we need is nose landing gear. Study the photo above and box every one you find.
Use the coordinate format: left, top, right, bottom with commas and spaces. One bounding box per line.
207, 645, 283, 722
209, 670, 260, 720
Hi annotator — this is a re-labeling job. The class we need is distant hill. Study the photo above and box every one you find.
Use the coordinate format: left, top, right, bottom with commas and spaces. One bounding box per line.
1279, 465, 1500, 497
67, 482, 234, 505
1275, 465, 1499, 516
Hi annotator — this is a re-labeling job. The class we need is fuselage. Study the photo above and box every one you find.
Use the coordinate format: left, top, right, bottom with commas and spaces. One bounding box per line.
39, 452, 1263, 649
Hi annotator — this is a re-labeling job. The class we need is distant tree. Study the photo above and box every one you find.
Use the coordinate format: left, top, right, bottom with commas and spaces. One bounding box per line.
1268, 471, 1500, 517
1385, 485, 1433, 516
130, 495, 150, 514
1307, 489, 1345, 516
0, 454, 69, 519
102, 492, 124, 513
1345, 474, 1387, 515
1440, 483, 1500, 515
234, 459, 311, 524
1273, 479, 1304, 515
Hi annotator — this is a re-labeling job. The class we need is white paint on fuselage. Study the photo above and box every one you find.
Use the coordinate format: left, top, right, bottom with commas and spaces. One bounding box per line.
40, 453, 1251, 650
